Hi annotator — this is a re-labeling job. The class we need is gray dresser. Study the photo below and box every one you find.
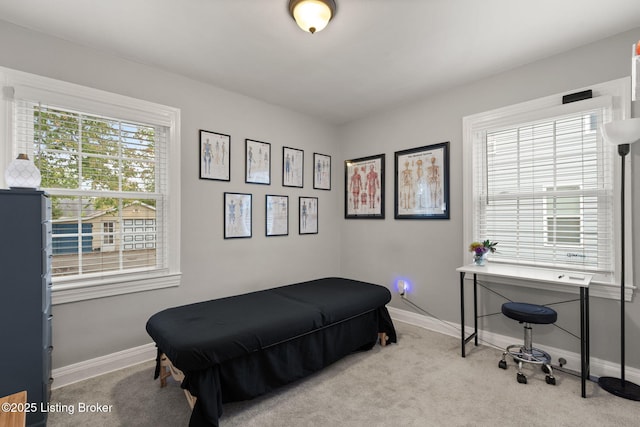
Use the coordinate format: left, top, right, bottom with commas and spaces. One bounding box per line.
0, 189, 52, 426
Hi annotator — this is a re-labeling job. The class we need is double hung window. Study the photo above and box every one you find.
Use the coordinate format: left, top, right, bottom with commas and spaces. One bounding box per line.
1, 67, 181, 303
463, 78, 633, 297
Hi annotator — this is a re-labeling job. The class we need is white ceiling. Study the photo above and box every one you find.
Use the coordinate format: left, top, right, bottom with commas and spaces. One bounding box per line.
1, 0, 640, 125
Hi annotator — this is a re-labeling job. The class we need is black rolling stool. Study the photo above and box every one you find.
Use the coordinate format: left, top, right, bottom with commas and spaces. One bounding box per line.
498, 302, 557, 385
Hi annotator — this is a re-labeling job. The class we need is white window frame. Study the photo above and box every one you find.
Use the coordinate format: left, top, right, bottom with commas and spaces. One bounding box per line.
462, 78, 634, 300
0, 67, 181, 304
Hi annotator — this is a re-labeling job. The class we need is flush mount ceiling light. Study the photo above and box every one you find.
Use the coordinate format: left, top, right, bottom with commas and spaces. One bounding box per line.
288, 0, 336, 34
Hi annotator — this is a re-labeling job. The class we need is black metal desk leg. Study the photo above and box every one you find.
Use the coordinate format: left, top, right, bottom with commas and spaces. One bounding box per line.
460, 271, 479, 357
460, 272, 466, 357
580, 286, 590, 398
473, 274, 478, 346
585, 287, 590, 375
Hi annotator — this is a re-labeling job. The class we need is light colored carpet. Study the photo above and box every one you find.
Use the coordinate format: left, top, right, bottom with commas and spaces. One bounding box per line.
48, 321, 638, 426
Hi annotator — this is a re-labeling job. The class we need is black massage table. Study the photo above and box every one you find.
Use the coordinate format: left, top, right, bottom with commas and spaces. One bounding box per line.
146, 277, 397, 426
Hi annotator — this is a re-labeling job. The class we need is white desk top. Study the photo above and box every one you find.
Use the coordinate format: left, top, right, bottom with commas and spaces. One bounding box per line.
457, 263, 592, 288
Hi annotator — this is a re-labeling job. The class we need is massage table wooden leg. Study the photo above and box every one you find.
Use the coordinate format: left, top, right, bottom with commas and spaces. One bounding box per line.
378, 332, 388, 346
183, 390, 197, 409
159, 353, 198, 409
159, 354, 171, 388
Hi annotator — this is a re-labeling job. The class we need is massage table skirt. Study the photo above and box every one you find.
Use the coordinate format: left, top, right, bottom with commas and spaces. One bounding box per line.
146, 277, 397, 426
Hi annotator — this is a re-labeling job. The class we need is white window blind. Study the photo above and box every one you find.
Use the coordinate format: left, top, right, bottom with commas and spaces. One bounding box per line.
472, 106, 615, 278
14, 100, 169, 280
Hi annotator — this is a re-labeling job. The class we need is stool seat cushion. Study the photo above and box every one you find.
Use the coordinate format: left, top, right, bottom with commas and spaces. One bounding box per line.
502, 302, 557, 324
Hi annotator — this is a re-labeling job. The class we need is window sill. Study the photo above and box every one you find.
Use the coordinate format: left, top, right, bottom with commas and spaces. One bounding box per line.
589, 281, 636, 301
52, 272, 181, 305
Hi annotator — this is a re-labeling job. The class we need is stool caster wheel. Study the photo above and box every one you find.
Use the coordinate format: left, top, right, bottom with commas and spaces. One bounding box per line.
517, 372, 527, 384
545, 375, 556, 385
542, 364, 551, 374
498, 360, 507, 370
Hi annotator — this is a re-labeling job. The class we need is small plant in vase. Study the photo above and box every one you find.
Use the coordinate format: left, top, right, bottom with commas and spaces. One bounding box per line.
468, 240, 498, 266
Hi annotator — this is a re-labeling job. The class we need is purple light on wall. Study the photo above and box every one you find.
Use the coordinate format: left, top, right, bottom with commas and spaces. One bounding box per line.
394, 278, 411, 296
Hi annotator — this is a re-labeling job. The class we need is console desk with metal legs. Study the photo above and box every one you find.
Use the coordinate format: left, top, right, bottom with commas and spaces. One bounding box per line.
456, 264, 592, 398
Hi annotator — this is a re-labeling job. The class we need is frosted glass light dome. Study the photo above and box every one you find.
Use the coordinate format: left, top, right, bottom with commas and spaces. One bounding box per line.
602, 118, 640, 145
289, 0, 335, 34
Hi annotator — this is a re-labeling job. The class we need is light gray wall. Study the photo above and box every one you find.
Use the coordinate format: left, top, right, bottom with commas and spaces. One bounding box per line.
338, 27, 640, 369
0, 21, 342, 368
2, 17, 640, 373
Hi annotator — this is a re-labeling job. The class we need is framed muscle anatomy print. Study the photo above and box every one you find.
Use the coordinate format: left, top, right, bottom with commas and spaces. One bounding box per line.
344, 154, 384, 219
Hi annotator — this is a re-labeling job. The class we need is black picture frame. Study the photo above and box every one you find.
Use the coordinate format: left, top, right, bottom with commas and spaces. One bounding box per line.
245, 139, 271, 185
313, 153, 331, 190
224, 192, 252, 238
199, 129, 230, 181
394, 142, 450, 219
299, 196, 318, 234
283, 146, 304, 188
344, 154, 385, 219
266, 194, 288, 236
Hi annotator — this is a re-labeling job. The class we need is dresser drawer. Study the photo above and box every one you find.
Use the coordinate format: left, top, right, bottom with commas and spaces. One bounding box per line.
43, 345, 53, 392
42, 196, 52, 220
42, 219, 52, 244
42, 229, 52, 264
43, 276, 52, 313
43, 313, 52, 347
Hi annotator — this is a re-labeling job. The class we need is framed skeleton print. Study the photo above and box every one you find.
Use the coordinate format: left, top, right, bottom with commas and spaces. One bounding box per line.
224, 192, 252, 238
394, 142, 449, 219
200, 130, 230, 181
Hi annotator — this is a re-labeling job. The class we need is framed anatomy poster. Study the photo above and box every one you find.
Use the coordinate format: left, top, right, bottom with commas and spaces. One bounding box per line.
266, 194, 288, 236
224, 192, 252, 238
394, 142, 449, 219
299, 196, 318, 234
245, 139, 270, 185
313, 153, 331, 190
344, 154, 385, 219
200, 129, 230, 181
283, 147, 304, 188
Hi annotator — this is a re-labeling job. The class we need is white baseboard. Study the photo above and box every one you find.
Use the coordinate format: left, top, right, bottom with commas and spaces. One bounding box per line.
52, 343, 157, 389
388, 306, 640, 385
51, 307, 640, 389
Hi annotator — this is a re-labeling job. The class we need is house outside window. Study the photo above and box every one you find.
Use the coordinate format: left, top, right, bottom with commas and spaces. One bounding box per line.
543, 185, 582, 246
1, 67, 181, 303
463, 78, 633, 299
